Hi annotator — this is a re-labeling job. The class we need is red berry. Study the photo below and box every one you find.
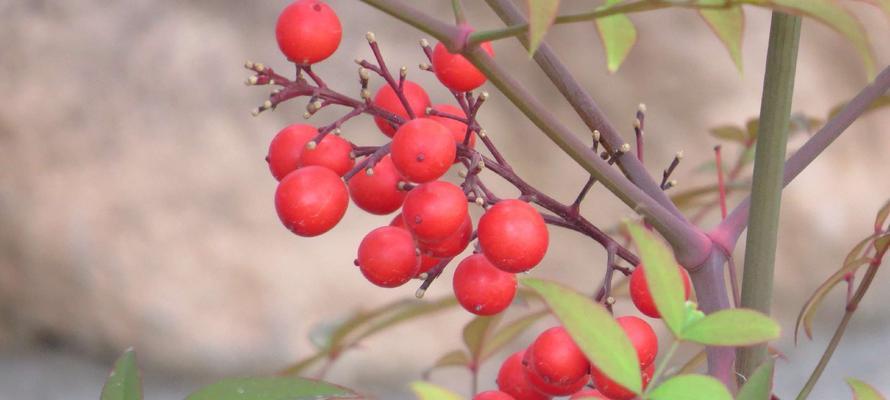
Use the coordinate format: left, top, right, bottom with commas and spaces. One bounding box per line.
453, 254, 516, 316
496, 351, 551, 400
348, 155, 406, 215
389, 214, 440, 275
590, 362, 653, 400
629, 264, 693, 319
474, 391, 516, 400
419, 214, 472, 258
275, 0, 342, 64
569, 389, 608, 400
526, 327, 590, 387
478, 200, 549, 272
401, 181, 468, 241
391, 119, 456, 183
267, 124, 316, 181
274, 166, 348, 237
372, 81, 431, 137
616, 316, 658, 368
427, 104, 476, 150
432, 41, 494, 92
357, 226, 419, 288
523, 367, 589, 397
298, 134, 354, 176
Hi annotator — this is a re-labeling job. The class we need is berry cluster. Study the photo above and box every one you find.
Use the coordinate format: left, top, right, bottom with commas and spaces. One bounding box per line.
248, 2, 697, 399
487, 318, 658, 400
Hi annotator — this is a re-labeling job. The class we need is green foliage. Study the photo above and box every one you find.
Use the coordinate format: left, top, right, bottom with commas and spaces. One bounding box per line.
698, 3, 745, 73
647, 374, 733, 400
411, 381, 464, 400
625, 222, 687, 336
526, 0, 560, 55
737, 360, 775, 400
595, 0, 638, 72
186, 377, 359, 400
522, 278, 643, 394
283, 296, 459, 376
682, 309, 781, 346
101, 349, 142, 400
846, 378, 886, 400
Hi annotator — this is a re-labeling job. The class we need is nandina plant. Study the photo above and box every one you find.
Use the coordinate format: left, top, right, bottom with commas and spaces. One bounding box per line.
100, 1, 890, 400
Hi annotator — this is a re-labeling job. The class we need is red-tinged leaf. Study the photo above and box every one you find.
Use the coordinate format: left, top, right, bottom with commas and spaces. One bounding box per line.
595, 0, 637, 72
745, 0, 876, 78
527, 0, 561, 55
875, 199, 890, 231
795, 256, 873, 343
698, 3, 745, 73
462, 315, 501, 362
875, 234, 890, 253
847, 378, 886, 400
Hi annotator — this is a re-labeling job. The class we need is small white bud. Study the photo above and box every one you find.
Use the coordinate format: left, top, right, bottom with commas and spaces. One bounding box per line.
676, 150, 684, 160
479, 91, 489, 101
478, 129, 487, 138
254, 63, 265, 72
305, 140, 317, 150
638, 103, 647, 113
633, 119, 641, 129
250, 108, 261, 117
458, 170, 467, 178
619, 143, 631, 153
419, 38, 430, 48
399, 66, 407, 77
268, 79, 276, 86
303, 112, 312, 119
245, 76, 258, 85
418, 63, 431, 71
415, 288, 426, 299
475, 197, 485, 206
360, 89, 371, 100
244, 60, 254, 69
358, 67, 369, 80
592, 130, 601, 142
365, 32, 376, 43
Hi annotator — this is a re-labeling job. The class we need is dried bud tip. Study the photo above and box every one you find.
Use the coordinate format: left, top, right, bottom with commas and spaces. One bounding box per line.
619, 143, 631, 153
360, 89, 371, 100
397, 181, 409, 190
365, 168, 375, 176
592, 130, 601, 141
302, 112, 312, 119
477, 160, 486, 170
262, 100, 273, 109
638, 103, 647, 113
675, 150, 684, 159
478, 129, 487, 138
245, 76, 258, 85
358, 67, 369, 80
419, 38, 430, 48
418, 63, 431, 71
457, 170, 467, 178
399, 66, 408, 77
305, 140, 317, 150
348, 151, 356, 159
417, 272, 428, 280
479, 91, 489, 101
425, 106, 433, 114
475, 197, 485, 206
332, 128, 342, 135
415, 288, 426, 299
606, 296, 616, 305
268, 79, 276, 85
254, 63, 265, 72
353, 58, 364, 65
633, 119, 641, 129
250, 108, 261, 117
365, 32, 376, 43
244, 60, 254, 69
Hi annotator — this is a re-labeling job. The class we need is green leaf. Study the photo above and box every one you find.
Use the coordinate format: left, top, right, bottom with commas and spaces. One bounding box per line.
595, 0, 637, 72
648, 374, 733, 400
522, 278, 642, 394
875, 234, 890, 253
698, 3, 745, 73
186, 377, 359, 400
876, 199, 890, 231
795, 255, 873, 342
683, 301, 706, 329
683, 308, 780, 346
744, 0, 875, 78
846, 378, 886, 400
625, 222, 686, 337
424, 350, 471, 377
527, 0, 561, 55
479, 309, 549, 362
101, 348, 142, 400
411, 381, 464, 400
463, 315, 501, 362
745, 118, 760, 141
737, 359, 775, 400
709, 125, 748, 143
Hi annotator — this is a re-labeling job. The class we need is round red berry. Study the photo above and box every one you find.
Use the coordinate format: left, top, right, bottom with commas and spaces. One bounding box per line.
590, 362, 653, 400
372, 81, 430, 137
616, 316, 658, 368
419, 214, 472, 258
391, 118, 456, 183
496, 351, 551, 400
474, 391, 516, 400
629, 264, 693, 319
427, 104, 476, 150
523, 365, 589, 397
569, 389, 608, 399
526, 327, 590, 387
298, 133, 354, 176
389, 214, 440, 275
267, 124, 316, 181
348, 155, 406, 215
478, 200, 549, 272
432, 41, 494, 92
274, 166, 348, 237
401, 181, 468, 241
275, 0, 342, 64
357, 226, 419, 288
453, 254, 516, 316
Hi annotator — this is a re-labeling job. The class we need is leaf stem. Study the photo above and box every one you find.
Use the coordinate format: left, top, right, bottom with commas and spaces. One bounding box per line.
736, 12, 801, 380
451, 0, 467, 25
644, 340, 681, 396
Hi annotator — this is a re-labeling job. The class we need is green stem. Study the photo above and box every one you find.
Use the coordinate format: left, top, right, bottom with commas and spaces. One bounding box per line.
795, 257, 884, 399
736, 12, 801, 379
644, 341, 681, 396
468, 0, 733, 46
451, 0, 466, 25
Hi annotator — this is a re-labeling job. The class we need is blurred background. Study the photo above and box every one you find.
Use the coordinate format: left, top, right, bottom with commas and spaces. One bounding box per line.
1, 0, 889, 398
